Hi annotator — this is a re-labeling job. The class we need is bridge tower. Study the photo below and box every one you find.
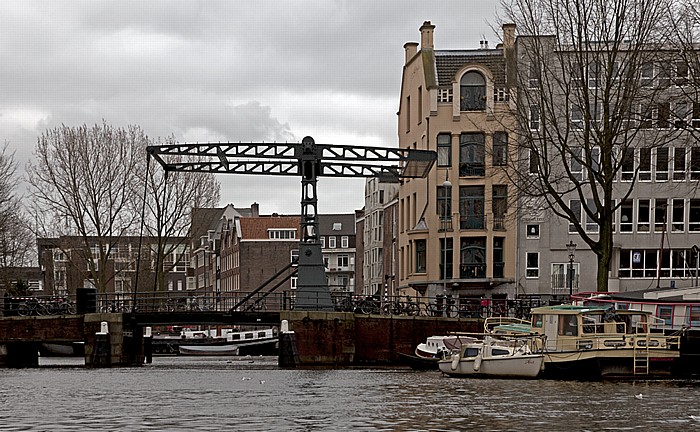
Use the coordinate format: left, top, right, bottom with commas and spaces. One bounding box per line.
147, 136, 435, 311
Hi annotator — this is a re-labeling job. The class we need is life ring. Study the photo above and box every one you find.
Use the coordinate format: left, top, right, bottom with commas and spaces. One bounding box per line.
450, 353, 460, 371
473, 354, 482, 372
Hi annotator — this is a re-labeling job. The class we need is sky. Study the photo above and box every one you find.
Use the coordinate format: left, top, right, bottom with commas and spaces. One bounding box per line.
1, 1, 502, 215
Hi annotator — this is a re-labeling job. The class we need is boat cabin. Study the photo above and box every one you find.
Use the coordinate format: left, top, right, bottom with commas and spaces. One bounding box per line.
528, 305, 677, 353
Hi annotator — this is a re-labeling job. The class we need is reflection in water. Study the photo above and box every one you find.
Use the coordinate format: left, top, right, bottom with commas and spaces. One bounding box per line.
0, 356, 699, 431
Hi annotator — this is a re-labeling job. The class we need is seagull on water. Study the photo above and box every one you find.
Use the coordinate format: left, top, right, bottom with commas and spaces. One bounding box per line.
690, 415, 700, 421
634, 393, 643, 400
259, 380, 265, 384
241, 377, 251, 381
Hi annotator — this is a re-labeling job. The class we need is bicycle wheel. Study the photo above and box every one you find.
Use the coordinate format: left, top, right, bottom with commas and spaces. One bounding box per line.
405, 303, 420, 316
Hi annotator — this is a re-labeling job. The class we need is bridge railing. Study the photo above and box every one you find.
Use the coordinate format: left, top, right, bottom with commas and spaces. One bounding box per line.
3, 290, 550, 320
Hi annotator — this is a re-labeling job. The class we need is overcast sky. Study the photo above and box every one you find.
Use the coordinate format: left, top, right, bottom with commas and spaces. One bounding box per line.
1, 1, 502, 215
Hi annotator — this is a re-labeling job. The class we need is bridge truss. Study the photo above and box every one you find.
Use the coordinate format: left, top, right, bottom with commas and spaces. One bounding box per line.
146, 136, 436, 311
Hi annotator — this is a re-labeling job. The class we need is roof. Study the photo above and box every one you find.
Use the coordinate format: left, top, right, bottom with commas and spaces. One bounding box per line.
317, 214, 356, 236
238, 216, 300, 240
434, 50, 506, 88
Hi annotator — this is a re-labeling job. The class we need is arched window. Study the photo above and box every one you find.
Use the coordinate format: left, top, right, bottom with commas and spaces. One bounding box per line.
460, 71, 486, 111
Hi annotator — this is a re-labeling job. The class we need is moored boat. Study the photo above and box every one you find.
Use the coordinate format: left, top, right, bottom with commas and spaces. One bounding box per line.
438, 335, 544, 378
516, 305, 681, 379
178, 344, 240, 356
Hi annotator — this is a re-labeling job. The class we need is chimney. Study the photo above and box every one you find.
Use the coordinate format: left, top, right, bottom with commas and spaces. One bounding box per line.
502, 23, 516, 51
251, 202, 259, 217
404, 42, 418, 63
420, 21, 435, 50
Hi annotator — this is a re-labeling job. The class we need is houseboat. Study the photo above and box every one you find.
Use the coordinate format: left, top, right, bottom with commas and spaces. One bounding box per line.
523, 305, 681, 379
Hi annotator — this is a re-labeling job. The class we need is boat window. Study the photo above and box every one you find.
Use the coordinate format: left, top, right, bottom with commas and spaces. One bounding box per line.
558, 314, 579, 336
258, 331, 267, 338
245, 333, 254, 339
464, 347, 480, 357
492, 348, 510, 356
582, 315, 602, 334
230, 334, 240, 340
630, 314, 648, 333
532, 314, 543, 328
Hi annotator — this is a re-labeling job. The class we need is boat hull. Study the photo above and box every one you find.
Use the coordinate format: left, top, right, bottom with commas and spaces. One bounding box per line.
397, 352, 440, 370
439, 354, 544, 378
179, 344, 240, 356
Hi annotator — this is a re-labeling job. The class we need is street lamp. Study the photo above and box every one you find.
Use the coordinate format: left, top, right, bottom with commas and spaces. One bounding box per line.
567, 240, 577, 299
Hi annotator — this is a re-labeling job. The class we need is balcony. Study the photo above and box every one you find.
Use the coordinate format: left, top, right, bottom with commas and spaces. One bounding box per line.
551, 273, 580, 294
460, 263, 486, 279
460, 216, 485, 230
459, 164, 485, 177
492, 216, 505, 231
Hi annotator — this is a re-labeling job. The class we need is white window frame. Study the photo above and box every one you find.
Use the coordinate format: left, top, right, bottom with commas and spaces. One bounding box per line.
328, 236, 336, 248
341, 236, 349, 248
526, 252, 540, 278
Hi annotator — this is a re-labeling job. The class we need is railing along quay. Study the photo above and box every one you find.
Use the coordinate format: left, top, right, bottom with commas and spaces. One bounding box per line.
2, 291, 548, 320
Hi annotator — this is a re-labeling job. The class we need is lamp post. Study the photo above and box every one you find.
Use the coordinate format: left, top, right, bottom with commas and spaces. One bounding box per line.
567, 240, 577, 299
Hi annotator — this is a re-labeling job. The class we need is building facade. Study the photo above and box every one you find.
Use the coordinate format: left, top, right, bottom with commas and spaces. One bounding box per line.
361, 178, 398, 296
397, 22, 519, 302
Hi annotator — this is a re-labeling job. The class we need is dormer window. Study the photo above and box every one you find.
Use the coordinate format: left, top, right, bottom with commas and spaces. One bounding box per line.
460, 71, 486, 111
268, 229, 296, 239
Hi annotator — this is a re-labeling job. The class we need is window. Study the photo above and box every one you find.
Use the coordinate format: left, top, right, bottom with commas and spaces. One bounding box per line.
588, 62, 601, 88
673, 147, 687, 180
656, 147, 669, 181
672, 199, 685, 232
437, 133, 452, 167
405, 95, 410, 132
440, 238, 453, 279
676, 61, 690, 85
337, 254, 349, 268
674, 102, 691, 128
320, 236, 325, 248
333, 222, 342, 230
529, 105, 540, 130
620, 200, 633, 233
528, 62, 541, 88
492, 185, 507, 230
569, 199, 582, 233
341, 236, 348, 248
526, 252, 539, 278
658, 64, 671, 88
691, 148, 700, 180
460, 237, 486, 278
551, 263, 580, 290
492, 132, 508, 166
415, 239, 426, 273
621, 147, 634, 181
639, 148, 651, 181
529, 149, 539, 174
459, 186, 485, 229
437, 185, 452, 221
493, 237, 505, 278
459, 133, 485, 176
268, 229, 296, 239
328, 236, 337, 248
460, 71, 486, 110
641, 63, 654, 87
570, 147, 583, 181
639, 103, 653, 129
693, 103, 700, 128
654, 199, 667, 232
637, 199, 650, 232
657, 102, 670, 128
690, 199, 700, 232
526, 224, 540, 238
571, 103, 583, 128
686, 305, 700, 327
585, 198, 598, 233
657, 305, 674, 326
571, 62, 583, 87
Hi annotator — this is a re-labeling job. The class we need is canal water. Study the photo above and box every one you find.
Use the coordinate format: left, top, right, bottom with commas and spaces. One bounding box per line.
1, 356, 699, 431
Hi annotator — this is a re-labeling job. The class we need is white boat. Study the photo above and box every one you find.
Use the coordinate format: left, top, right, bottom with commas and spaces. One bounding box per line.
177, 328, 278, 356
178, 344, 240, 356
415, 335, 474, 359
439, 336, 544, 378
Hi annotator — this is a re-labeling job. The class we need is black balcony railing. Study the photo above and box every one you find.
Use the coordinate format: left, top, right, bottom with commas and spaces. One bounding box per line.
460, 216, 485, 230
460, 263, 487, 279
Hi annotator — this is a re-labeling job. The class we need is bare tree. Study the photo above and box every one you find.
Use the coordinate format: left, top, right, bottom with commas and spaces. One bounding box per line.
500, 0, 681, 291
27, 122, 145, 294
140, 135, 220, 292
0, 142, 34, 292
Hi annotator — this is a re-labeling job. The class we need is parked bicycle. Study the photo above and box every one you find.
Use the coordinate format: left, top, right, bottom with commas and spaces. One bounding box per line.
382, 296, 421, 316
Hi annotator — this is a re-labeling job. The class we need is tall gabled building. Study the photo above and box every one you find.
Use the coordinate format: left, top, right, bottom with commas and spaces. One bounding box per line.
397, 22, 519, 303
